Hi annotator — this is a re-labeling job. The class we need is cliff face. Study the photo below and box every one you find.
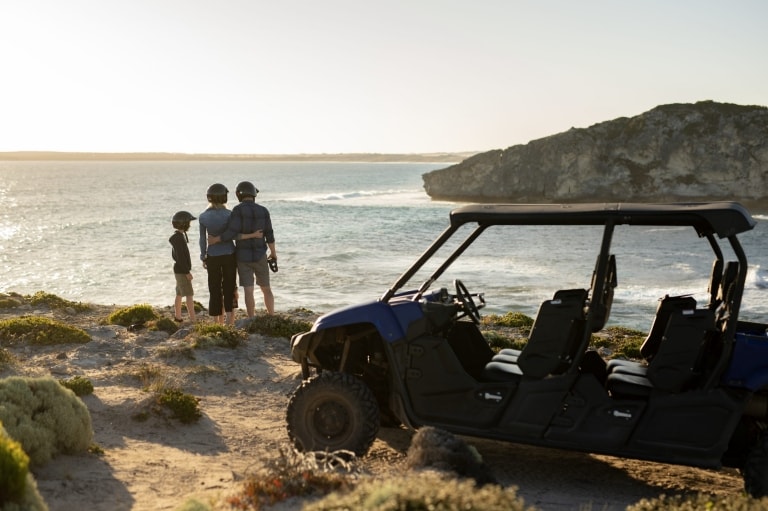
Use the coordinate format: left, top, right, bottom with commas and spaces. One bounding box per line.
423, 101, 768, 203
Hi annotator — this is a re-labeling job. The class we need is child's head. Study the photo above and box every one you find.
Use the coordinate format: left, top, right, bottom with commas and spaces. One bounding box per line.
206, 183, 228, 205
172, 211, 196, 232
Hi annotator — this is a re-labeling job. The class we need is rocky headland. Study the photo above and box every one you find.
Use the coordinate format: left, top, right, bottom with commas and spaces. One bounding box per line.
422, 101, 768, 204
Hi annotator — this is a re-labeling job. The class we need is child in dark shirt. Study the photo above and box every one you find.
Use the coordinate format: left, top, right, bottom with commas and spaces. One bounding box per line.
170, 211, 197, 323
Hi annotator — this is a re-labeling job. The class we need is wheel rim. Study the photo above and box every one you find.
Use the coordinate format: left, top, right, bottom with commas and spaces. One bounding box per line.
312, 399, 351, 439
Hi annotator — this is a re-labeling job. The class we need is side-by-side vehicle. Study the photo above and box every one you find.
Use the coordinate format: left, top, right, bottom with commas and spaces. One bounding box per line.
286, 202, 768, 496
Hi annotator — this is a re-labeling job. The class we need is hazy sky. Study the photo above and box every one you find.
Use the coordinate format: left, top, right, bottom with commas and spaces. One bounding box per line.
1, 1, 766, 154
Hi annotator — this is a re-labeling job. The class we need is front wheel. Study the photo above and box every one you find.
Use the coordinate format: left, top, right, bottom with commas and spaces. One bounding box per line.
743, 433, 768, 497
286, 371, 380, 457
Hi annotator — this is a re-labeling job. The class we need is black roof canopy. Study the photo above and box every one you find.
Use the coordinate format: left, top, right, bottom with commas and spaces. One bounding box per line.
449, 202, 757, 238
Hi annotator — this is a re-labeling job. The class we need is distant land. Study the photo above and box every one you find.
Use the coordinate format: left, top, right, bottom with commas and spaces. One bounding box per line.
0, 151, 477, 163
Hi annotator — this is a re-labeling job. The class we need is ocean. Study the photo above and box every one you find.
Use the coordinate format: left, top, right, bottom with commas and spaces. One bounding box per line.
1, 160, 767, 331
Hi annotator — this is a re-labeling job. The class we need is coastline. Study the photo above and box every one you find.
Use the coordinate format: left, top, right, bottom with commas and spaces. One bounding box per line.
0, 151, 476, 163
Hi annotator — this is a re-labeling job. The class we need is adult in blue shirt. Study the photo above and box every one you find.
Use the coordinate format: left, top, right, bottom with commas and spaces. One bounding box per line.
209, 181, 276, 317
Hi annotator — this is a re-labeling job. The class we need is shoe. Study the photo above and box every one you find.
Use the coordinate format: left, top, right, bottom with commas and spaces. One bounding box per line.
267, 257, 278, 273
174, 317, 183, 323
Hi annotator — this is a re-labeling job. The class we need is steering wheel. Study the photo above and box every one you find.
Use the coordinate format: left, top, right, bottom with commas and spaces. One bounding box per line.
454, 279, 481, 324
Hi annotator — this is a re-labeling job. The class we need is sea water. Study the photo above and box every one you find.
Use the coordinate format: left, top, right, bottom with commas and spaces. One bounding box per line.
1, 160, 767, 331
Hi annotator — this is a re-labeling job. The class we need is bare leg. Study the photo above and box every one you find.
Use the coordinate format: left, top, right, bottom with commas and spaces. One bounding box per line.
175, 296, 183, 320
186, 296, 197, 322
260, 286, 274, 314
244, 286, 256, 317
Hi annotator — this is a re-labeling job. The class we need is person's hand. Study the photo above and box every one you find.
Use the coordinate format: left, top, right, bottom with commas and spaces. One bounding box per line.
208, 234, 221, 245
187, 273, 193, 281
202, 259, 208, 269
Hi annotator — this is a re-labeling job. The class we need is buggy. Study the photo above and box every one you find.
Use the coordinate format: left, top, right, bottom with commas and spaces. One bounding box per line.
287, 202, 768, 496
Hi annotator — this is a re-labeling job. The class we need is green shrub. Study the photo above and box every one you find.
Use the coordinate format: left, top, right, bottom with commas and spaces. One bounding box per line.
0, 348, 15, 366
157, 388, 201, 424
0, 376, 93, 466
592, 326, 645, 360
0, 317, 90, 346
628, 492, 768, 510
150, 317, 179, 335
107, 304, 159, 327
483, 331, 526, 352
26, 291, 91, 312
303, 470, 530, 511
0, 296, 22, 309
244, 312, 313, 339
192, 323, 246, 348
481, 312, 534, 328
0, 423, 29, 502
58, 376, 94, 397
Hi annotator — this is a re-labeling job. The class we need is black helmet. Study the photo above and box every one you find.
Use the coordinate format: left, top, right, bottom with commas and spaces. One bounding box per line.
206, 183, 228, 204
235, 181, 259, 201
172, 211, 196, 230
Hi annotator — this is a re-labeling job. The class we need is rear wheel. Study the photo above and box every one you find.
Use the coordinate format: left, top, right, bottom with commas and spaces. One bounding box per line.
743, 433, 768, 497
286, 371, 379, 457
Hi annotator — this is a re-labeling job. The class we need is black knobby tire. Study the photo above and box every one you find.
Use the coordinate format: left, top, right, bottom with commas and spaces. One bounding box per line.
743, 433, 768, 497
286, 371, 380, 457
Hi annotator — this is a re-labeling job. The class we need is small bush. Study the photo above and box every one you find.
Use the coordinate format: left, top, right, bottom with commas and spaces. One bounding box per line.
481, 312, 534, 329
483, 331, 527, 352
107, 304, 159, 327
303, 470, 530, 511
58, 376, 94, 397
0, 422, 29, 502
157, 388, 201, 424
227, 446, 357, 510
0, 317, 90, 346
592, 326, 645, 360
244, 312, 313, 339
192, 324, 246, 348
0, 348, 16, 366
149, 317, 179, 335
26, 291, 91, 312
0, 376, 93, 466
0, 295, 22, 309
628, 492, 768, 510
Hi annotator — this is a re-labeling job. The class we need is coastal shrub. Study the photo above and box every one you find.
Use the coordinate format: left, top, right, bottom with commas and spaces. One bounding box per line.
26, 291, 91, 312
244, 312, 313, 339
0, 422, 29, 502
0, 294, 22, 309
156, 388, 201, 424
0, 317, 90, 346
0, 376, 93, 466
302, 470, 530, 511
628, 492, 768, 510
227, 446, 357, 510
481, 311, 534, 329
58, 376, 94, 397
483, 331, 526, 352
592, 326, 645, 360
192, 323, 246, 348
150, 317, 179, 335
174, 499, 212, 511
107, 304, 159, 327
0, 348, 15, 366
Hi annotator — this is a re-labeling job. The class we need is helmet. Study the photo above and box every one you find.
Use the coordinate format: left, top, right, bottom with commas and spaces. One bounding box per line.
172, 211, 196, 230
206, 183, 228, 204
235, 181, 259, 201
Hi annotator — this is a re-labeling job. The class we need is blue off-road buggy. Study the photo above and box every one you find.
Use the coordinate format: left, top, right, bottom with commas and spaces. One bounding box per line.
287, 202, 768, 496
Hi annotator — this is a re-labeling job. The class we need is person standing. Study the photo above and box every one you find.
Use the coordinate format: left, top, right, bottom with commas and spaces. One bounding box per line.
198, 183, 237, 326
209, 181, 276, 316
169, 211, 197, 323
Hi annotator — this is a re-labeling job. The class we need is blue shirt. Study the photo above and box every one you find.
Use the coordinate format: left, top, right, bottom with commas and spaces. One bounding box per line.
220, 200, 274, 263
198, 207, 236, 260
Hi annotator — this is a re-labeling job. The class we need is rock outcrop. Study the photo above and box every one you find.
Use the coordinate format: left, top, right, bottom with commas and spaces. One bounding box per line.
423, 101, 768, 203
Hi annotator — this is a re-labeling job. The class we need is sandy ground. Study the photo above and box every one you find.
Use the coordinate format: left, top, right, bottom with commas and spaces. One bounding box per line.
0, 302, 746, 511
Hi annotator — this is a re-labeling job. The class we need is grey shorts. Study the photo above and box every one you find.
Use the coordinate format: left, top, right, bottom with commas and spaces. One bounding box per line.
175, 273, 194, 297
237, 258, 270, 288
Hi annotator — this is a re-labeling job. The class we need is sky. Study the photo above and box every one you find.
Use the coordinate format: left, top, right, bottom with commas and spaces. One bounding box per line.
1, 0, 766, 155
